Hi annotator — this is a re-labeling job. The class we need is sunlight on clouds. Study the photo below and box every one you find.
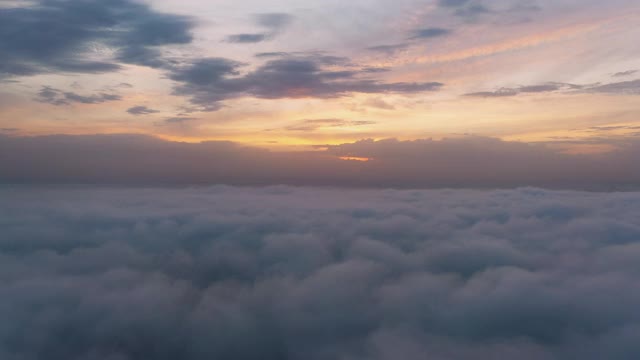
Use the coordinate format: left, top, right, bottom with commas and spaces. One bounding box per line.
1, 0, 639, 155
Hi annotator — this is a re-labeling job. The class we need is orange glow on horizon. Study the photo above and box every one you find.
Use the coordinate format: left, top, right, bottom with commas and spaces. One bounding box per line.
339, 156, 371, 162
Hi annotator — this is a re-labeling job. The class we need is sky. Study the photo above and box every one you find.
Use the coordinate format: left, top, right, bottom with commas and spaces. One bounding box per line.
3, 2, 640, 357
1, 0, 639, 153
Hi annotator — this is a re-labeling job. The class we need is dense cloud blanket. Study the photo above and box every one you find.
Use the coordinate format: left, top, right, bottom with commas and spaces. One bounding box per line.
2, 186, 640, 359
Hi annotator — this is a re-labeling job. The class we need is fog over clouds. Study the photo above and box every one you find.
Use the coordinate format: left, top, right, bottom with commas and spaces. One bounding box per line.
1, 186, 640, 359
1, 134, 640, 188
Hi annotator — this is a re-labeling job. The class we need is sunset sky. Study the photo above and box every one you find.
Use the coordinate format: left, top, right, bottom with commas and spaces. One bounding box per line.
4, 2, 640, 359
2, 0, 639, 153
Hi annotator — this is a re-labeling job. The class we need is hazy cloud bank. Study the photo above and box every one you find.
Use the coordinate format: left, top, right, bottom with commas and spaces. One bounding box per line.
1, 134, 640, 188
1, 186, 640, 359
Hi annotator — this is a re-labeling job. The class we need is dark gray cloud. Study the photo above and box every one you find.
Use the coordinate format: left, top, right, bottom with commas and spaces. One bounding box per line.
453, 3, 491, 19
409, 28, 452, 40
168, 56, 443, 111
127, 106, 160, 116
613, 70, 638, 77
0, 0, 195, 77
1, 185, 640, 359
253, 52, 351, 62
2, 134, 640, 189
255, 52, 292, 58
519, 84, 564, 93
437, 0, 492, 21
361, 67, 392, 74
115, 46, 168, 69
587, 79, 640, 95
439, 0, 540, 23
35, 86, 121, 105
367, 44, 410, 55
169, 58, 244, 86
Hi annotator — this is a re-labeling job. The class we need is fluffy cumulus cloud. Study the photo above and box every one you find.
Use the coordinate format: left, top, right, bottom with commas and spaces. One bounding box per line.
1, 186, 640, 359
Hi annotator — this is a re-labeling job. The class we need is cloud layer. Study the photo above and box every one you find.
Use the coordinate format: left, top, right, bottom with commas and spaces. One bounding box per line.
1, 186, 640, 359
2, 134, 640, 188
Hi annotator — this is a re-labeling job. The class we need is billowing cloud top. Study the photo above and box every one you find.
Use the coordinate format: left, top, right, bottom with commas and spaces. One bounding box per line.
2, 185, 640, 359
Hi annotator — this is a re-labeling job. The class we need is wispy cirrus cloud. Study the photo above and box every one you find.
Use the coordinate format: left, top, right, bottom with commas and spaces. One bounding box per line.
281, 119, 376, 132
613, 70, 638, 77
464, 80, 640, 98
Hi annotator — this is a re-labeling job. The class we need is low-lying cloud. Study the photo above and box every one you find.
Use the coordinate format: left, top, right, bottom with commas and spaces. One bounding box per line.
1, 186, 640, 359
1, 134, 640, 188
